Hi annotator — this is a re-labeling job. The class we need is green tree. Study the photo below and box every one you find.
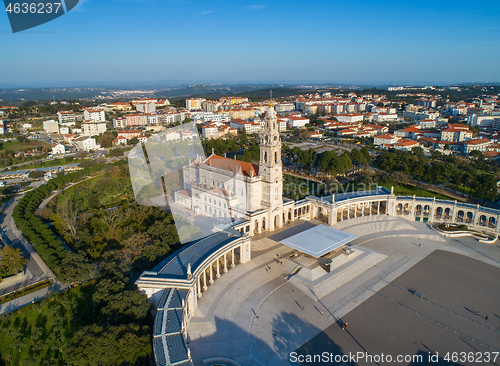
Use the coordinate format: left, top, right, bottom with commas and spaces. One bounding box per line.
58, 251, 94, 283
28, 170, 45, 179
0, 246, 27, 279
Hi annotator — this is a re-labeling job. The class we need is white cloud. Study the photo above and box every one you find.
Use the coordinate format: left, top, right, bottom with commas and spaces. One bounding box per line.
244, 5, 265, 10
197, 10, 213, 16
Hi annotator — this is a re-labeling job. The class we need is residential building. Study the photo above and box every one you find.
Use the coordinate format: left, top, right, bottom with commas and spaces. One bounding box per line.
51, 143, 66, 155
82, 120, 107, 137
59, 126, 70, 135
335, 113, 364, 123
463, 139, 493, 154
393, 139, 420, 151
230, 119, 261, 134
287, 116, 310, 128
113, 117, 128, 129
57, 111, 76, 124
43, 120, 59, 134
374, 134, 400, 146
75, 137, 98, 151
186, 98, 204, 110
440, 128, 473, 142
117, 130, 141, 140
136, 102, 156, 114
84, 108, 106, 122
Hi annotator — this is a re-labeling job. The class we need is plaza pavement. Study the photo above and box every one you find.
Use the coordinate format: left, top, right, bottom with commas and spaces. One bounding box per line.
187, 215, 500, 366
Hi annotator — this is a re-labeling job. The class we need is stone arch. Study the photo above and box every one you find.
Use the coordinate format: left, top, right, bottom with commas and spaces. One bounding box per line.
397, 203, 403, 213
274, 214, 280, 228
415, 204, 422, 215
262, 217, 266, 230
275, 152, 278, 164
457, 210, 464, 222
435, 207, 443, 218
444, 207, 451, 218
264, 152, 267, 162
466, 212, 473, 223
488, 216, 496, 228
254, 220, 259, 233
423, 205, 430, 216
288, 209, 292, 221
479, 215, 487, 226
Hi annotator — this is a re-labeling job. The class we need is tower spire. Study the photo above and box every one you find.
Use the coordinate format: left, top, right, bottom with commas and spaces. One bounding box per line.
269, 90, 274, 107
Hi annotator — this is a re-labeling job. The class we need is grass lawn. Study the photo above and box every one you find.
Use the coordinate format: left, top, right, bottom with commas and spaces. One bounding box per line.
384, 184, 463, 201
0, 140, 50, 152
10, 158, 87, 171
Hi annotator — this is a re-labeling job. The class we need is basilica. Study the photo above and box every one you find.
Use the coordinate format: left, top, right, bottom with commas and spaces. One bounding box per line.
174, 103, 298, 233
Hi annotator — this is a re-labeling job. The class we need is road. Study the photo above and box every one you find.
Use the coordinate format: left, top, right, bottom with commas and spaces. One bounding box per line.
0, 196, 56, 297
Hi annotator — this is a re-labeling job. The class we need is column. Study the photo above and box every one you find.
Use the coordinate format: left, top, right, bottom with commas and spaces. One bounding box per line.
354, 204, 357, 218
340, 207, 343, 221
223, 252, 228, 273
370, 201, 373, 215
231, 249, 235, 268
216, 257, 221, 278
203, 270, 207, 290
377, 201, 380, 215
197, 277, 202, 298
209, 263, 214, 284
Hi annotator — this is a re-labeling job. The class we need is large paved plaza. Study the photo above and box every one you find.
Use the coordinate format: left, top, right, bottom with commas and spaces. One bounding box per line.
187, 216, 500, 366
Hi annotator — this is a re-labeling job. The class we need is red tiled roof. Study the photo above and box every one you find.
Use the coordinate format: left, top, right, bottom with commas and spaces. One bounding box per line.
177, 190, 192, 197
206, 155, 259, 177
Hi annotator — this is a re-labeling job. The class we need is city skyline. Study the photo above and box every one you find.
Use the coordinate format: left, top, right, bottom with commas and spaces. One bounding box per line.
1, 0, 500, 86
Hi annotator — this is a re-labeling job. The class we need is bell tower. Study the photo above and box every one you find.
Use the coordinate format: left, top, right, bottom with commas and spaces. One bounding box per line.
259, 100, 283, 209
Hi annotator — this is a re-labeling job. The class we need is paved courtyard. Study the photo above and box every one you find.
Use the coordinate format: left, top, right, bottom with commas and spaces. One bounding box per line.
187, 216, 500, 366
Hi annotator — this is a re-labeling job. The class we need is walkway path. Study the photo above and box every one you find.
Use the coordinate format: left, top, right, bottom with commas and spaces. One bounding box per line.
187, 215, 500, 366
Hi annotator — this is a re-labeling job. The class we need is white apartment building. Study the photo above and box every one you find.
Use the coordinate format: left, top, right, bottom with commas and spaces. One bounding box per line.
374, 134, 400, 146
51, 143, 66, 155
43, 120, 59, 134
113, 117, 127, 129
468, 115, 496, 128
186, 98, 205, 110
230, 119, 261, 134
440, 128, 473, 142
136, 102, 156, 114
57, 111, 76, 124
84, 109, 106, 122
190, 112, 230, 124
463, 139, 492, 154
335, 113, 365, 123
59, 126, 70, 135
274, 103, 295, 112
287, 116, 310, 128
75, 137, 99, 151
82, 120, 107, 137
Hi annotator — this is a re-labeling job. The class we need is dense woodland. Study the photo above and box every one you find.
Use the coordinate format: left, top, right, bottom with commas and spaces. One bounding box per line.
4, 159, 194, 366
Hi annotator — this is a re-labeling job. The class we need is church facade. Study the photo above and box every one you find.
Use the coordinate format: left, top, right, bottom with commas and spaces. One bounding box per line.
174, 103, 297, 234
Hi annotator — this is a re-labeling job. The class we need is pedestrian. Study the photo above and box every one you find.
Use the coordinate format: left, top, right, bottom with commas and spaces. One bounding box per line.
476, 311, 479, 316
418, 243, 421, 247
485, 315, 488, 320
342, 322, 348, 330
266, 267, 268, 272
321, 310, 324, 315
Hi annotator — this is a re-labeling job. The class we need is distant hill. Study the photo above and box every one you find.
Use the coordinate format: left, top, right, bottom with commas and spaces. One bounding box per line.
156, 84, 315, 101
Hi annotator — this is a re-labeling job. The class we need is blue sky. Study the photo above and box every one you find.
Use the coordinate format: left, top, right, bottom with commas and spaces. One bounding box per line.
1, 0, 499, 86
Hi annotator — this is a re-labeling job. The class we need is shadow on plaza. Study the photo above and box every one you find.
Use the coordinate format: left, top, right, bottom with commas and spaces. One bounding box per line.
192, 312, 344, 365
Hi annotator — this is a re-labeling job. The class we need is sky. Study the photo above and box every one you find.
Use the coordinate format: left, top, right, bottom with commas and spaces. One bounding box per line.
1, 0, 500, 87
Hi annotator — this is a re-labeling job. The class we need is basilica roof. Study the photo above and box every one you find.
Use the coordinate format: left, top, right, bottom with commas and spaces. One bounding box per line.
205, 155, 259, 177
